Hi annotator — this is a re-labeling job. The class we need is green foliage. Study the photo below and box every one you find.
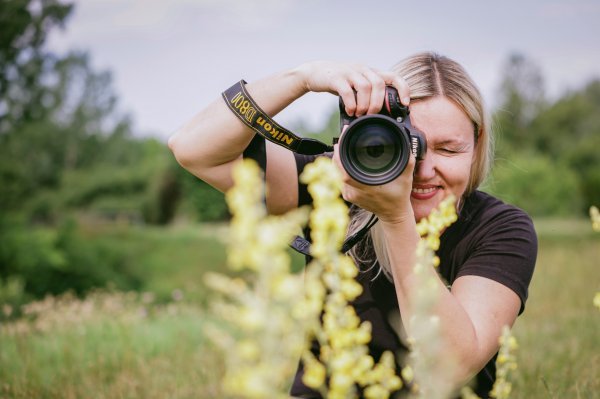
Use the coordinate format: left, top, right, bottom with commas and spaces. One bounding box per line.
485, 153, 581, 216
179, 170, 229, 222
0, 0, 74, 131
493, 53, 547, 151
529, 81, 600, 211
492, 53, 599, 215
0, 216, 142, 303
291, 107, 339, 143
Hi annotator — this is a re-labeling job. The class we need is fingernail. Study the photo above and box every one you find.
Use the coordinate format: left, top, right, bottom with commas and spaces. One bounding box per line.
402, 97, 410, 105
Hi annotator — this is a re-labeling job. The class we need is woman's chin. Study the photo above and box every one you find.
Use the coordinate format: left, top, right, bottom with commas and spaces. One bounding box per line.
411, 195, 443, 222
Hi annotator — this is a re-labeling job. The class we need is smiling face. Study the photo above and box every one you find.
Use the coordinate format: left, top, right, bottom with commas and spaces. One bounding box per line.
409, 96, 476, 222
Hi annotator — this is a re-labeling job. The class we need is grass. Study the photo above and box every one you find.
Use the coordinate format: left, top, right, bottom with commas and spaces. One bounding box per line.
511, 222, 600, 398
0, 218, 598, 398
1, 292, 224, 398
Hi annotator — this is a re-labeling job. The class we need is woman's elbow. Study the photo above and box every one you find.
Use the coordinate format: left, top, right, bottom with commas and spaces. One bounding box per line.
168, 131, 195, 169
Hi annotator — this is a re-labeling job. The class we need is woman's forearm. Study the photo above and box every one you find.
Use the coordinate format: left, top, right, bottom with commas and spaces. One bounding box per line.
168, 67, 307, 184
381, 220, 485, 383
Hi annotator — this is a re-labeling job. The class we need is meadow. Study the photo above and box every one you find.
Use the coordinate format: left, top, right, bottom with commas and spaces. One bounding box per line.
0, 218, 598, 399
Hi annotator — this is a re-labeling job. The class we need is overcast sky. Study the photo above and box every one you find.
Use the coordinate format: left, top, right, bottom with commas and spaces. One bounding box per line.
47, 0, 600, 141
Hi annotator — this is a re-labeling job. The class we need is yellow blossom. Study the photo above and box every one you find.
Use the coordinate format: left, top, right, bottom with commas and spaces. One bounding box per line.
490, 326, 518, 399
594, 292, 600, 310
299, 157, 403, 399
303, 359, 326, 388
401, 365, 414, 383
590, 206, 600, 232
407, 195, 459, 399
205, 159, 311, 399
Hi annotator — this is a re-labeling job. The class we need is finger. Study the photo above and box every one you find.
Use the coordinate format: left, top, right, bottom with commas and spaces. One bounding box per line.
350, 73, 372, 116
380, 71, 411, 106
335, 80, 357, 116
362, 68, 387, 114
332, 143, 342, 170
332, 142, 357, 187
405, 151, 416, 175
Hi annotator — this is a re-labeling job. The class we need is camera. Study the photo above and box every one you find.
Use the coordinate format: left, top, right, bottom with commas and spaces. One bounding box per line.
338, 87, 427, 185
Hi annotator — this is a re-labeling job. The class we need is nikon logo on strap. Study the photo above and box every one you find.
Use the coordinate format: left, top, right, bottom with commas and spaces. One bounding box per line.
255, 116, 294, 146
222, 80, 332, 155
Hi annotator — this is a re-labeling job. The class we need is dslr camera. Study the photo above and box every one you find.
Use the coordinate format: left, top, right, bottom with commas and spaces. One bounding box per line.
338, 87, 426, 185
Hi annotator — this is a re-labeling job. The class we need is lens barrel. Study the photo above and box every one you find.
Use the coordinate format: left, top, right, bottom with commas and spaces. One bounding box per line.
339, 114, 413, 185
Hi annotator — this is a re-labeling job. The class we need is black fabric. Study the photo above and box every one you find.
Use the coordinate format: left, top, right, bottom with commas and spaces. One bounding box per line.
243, 133, 267, 172
290, 154, 537, 399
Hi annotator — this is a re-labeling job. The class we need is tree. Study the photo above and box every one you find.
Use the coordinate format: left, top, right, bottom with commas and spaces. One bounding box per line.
493, 53, 547, 154
0, 0, 140, 214
0, 0, 74, 132
528, 80, 600, 210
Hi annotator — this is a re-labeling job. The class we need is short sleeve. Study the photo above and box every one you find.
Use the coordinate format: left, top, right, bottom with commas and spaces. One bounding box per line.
455, 208, 537, 314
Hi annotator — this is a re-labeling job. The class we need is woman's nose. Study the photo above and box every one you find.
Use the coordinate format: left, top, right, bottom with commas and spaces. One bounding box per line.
414, 152, 436, 181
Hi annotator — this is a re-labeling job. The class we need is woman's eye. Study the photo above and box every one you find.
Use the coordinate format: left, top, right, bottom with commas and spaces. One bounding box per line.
439, 148, 458, 154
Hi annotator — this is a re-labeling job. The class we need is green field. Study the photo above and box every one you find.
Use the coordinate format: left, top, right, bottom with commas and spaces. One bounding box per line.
0, 219, 598, 398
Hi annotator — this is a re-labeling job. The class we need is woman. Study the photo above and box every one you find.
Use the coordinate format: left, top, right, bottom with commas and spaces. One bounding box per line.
169, 52, 537, 397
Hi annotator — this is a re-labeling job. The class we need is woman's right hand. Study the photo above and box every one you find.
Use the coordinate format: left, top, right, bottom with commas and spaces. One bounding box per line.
293, 61, 411, 117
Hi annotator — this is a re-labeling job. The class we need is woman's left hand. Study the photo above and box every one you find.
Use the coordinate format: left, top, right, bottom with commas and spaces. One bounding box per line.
332, 141, 416, 225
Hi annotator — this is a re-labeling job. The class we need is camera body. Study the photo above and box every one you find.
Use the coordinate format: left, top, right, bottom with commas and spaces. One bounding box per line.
338, 87, 426, 185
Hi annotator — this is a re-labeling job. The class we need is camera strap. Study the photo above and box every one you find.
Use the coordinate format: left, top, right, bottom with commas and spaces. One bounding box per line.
222, 80, 333, 155
223, 80, 377, 256
290, 213, 379, 256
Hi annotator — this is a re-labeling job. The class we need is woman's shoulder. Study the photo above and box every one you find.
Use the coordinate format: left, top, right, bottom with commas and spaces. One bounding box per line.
462, 190, 534, 227
454, 190, 538, 251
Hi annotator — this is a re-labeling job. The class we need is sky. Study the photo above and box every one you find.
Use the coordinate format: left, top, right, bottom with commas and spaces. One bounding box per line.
47, 0, 600, 141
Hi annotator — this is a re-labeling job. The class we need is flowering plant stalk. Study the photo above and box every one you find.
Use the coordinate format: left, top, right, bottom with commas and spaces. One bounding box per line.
300, 157, 402, 399
459, 326, 518, 399
489, 326, 518, 398
407, 196, 458, 399
591, 206, 600, 311
590, 206, 600, 232
204, 159, 310, 399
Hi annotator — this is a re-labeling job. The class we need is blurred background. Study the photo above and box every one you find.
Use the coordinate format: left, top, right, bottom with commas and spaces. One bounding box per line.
1, 1, 599, 398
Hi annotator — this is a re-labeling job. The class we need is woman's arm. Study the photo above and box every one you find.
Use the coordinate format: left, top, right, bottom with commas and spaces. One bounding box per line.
333, 148, 521, 386
381, 218, 521, 384
168, 68, 307, 214
168, 62, 410, 215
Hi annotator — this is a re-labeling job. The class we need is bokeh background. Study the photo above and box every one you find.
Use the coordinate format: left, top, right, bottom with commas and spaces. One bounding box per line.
1, 1, 599, 398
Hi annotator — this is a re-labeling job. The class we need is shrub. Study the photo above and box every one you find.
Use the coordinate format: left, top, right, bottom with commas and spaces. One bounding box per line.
485, 152, 582, 216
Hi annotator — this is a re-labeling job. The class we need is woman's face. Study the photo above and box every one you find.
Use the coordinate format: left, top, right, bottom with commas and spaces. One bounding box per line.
408, 96, 475, 222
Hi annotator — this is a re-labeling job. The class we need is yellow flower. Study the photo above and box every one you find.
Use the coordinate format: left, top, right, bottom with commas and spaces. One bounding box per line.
590, 206, 600, 232
490, 326, 518, 399
594, 292, 600, 310
206, 159, 312, 399
297, 157, 405, 398
238, 339, 260, 361
303, 360, 326, 388
401, 365, 414, 383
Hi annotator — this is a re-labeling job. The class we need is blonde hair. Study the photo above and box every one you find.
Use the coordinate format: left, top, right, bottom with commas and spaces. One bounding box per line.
348, 52, 493, 280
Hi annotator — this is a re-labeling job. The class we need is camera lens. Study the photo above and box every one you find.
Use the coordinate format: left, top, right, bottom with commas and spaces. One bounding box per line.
349, 126, 398, 173
339, 115, 411, 185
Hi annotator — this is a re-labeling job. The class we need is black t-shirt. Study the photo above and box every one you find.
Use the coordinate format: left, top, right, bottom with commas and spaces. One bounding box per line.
289, 153, 537, 398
